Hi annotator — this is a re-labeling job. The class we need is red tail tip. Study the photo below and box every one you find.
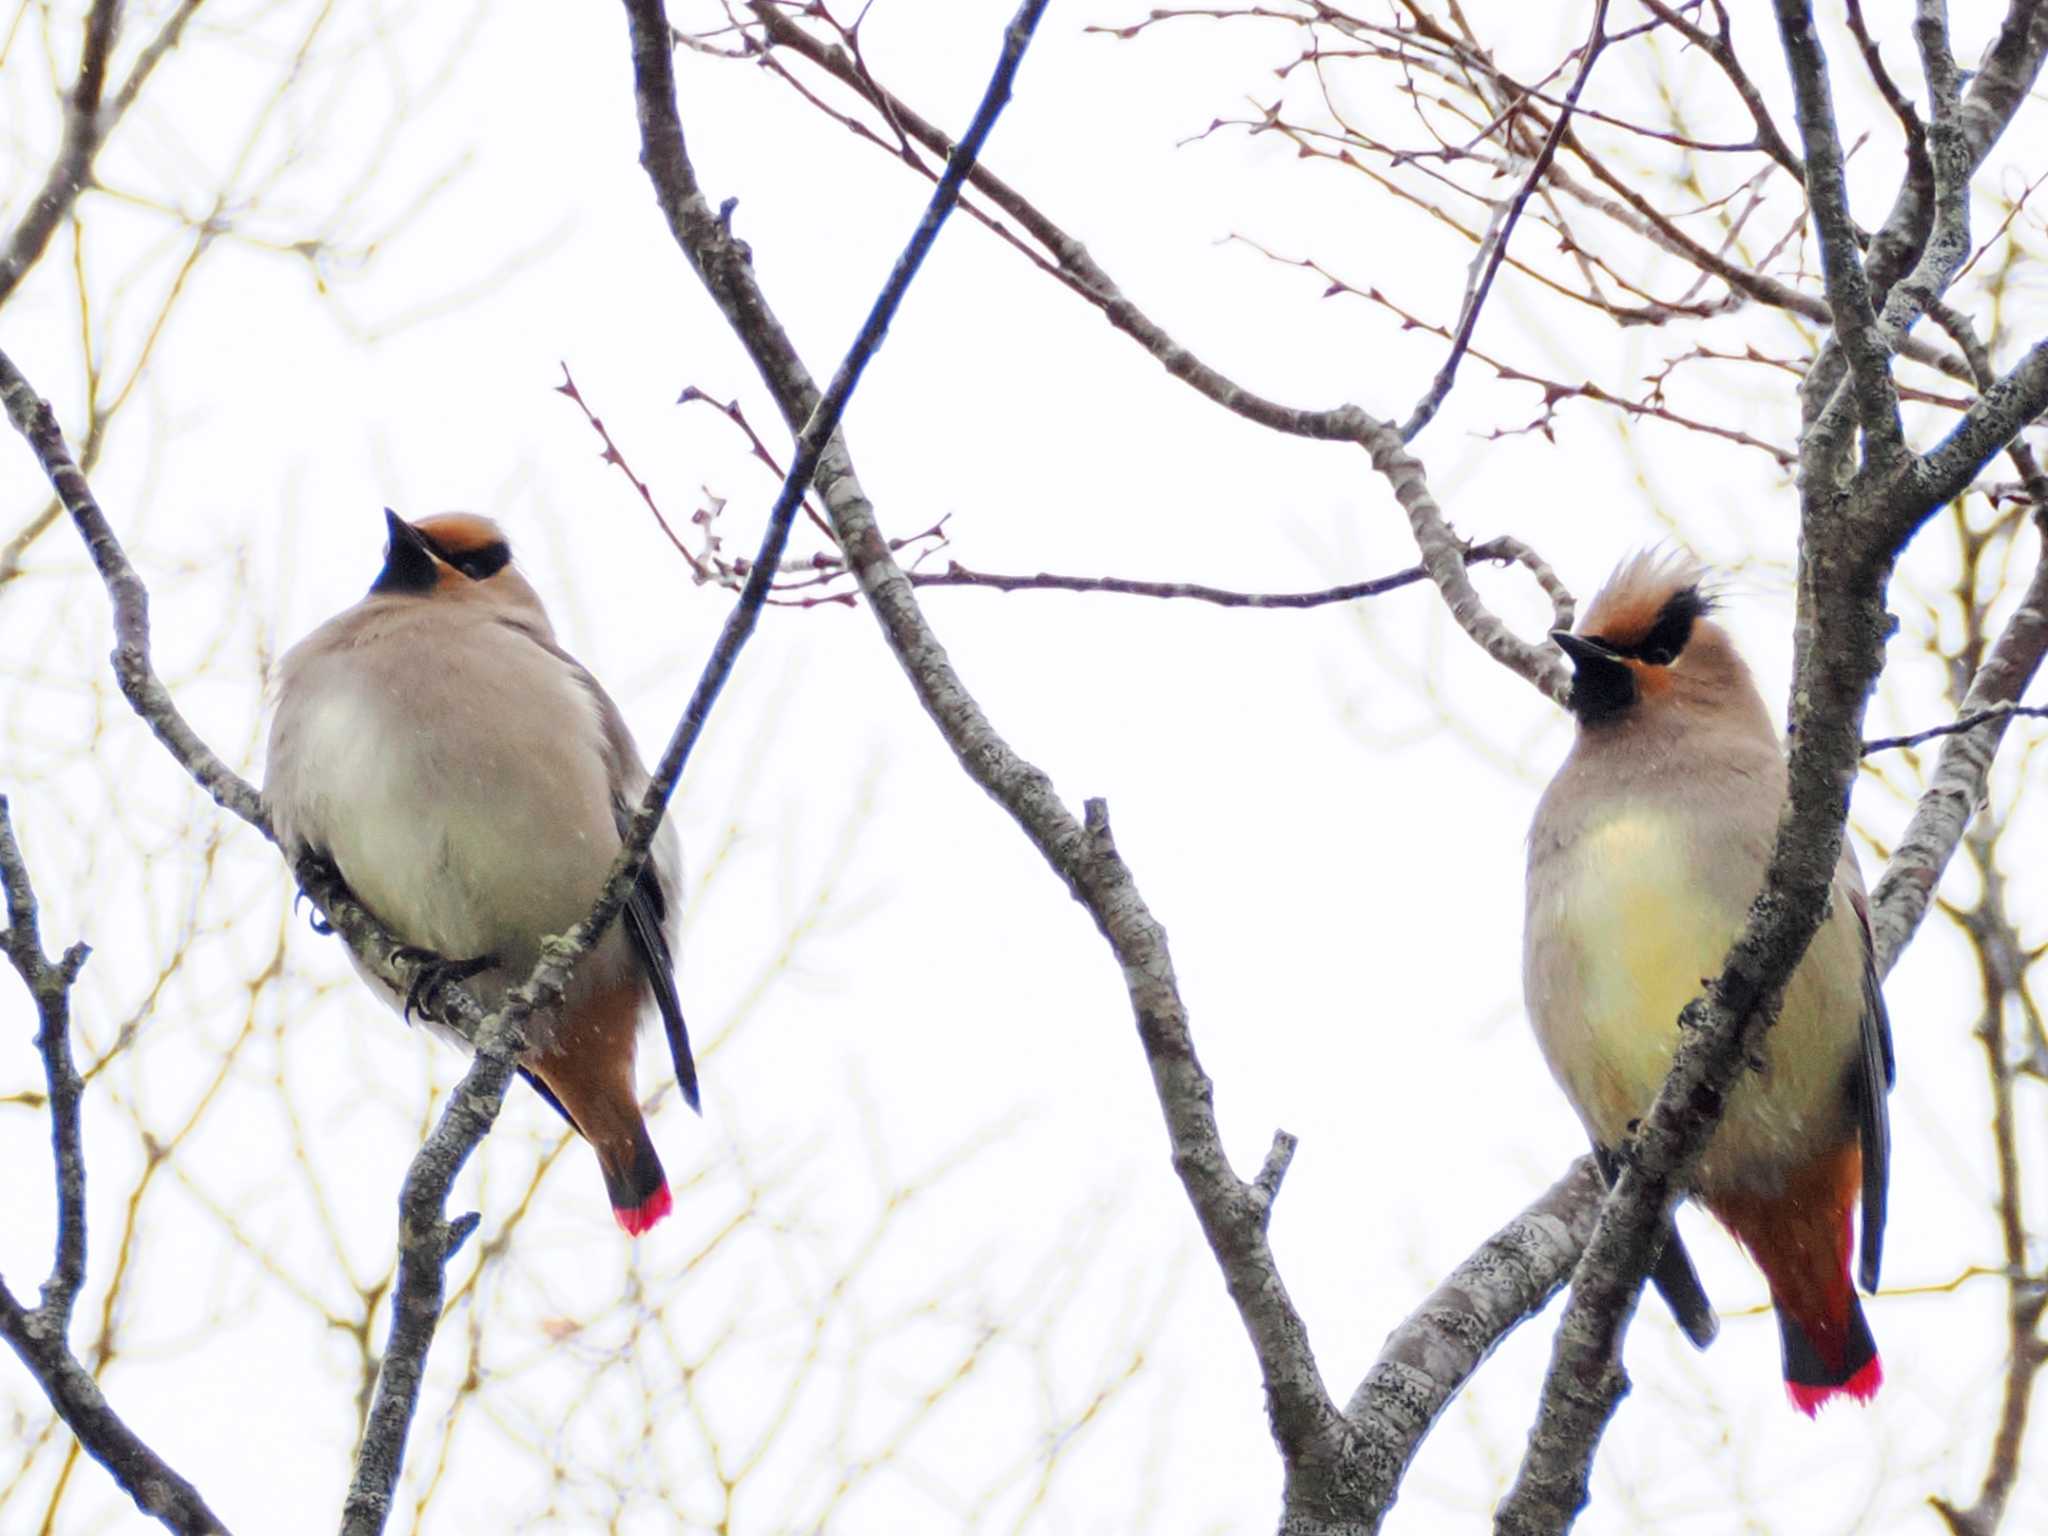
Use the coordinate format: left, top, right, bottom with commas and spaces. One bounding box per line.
1787, 1354, 1883, 1417
613, 1181, 672, 1236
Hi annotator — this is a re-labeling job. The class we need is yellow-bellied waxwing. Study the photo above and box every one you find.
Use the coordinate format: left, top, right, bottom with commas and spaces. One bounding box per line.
1524, 552, 1892, 1413
265, 510, 697, 1235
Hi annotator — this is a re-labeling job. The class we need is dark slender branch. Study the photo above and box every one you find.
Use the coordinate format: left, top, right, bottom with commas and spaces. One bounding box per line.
355, 2, 1050, 1528
0, 0, 203, 303
634, 0, 1358, 1501
1863, 701, 2048, 755
1399, 0, 1608, 442
104, 0, 207, 125
0, 0, 119, 307
556, 362, 714, 580
0, 349, 266, 827
914, 542, 1524, 608
1635, 0, 1803, 176
1843, 0, 1926, 154
735, 2, 1575, 703
0, 799, 231, 1535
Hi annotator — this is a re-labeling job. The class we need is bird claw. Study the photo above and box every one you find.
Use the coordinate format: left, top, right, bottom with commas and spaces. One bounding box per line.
292, 889, 335, 936
293, 852, 347, 935
397, 948, 500, 1024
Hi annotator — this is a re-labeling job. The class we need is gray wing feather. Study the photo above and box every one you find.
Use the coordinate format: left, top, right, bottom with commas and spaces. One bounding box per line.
1593, 1144, 1719, 1351
1850, 892, 1893, 1293
504, 617, 700, 1114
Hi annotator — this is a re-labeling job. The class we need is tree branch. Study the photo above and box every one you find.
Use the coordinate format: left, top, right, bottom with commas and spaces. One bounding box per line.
1862, 701, 2048, 757
1494, 5, 2021, 1521
0, 798, 230, 1535
1342, 1157, 1606, 1527
1399, 0, 1610, 442
0, 0, 119, 307
910, 538, 1534, 609
1774, 0, 1905, 470
628, 0, 1356, 1499
1870, 534, 2048, 971
354, 1, 1052, 1526
734, 2, 1575, 704
1909, 340, 2048, 517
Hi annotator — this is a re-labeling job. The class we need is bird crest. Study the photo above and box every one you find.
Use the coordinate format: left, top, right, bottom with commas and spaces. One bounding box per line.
1578, 549, 1715, 653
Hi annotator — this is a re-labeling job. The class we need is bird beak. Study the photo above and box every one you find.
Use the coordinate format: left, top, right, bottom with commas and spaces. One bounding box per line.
1551, 630, 1620, 669
369, 508, 442, 596
384, 507, 425, 555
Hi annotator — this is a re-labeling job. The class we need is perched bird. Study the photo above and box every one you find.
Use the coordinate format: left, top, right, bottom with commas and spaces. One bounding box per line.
1524, 551, 1892, 1414
266, 510, 697, 1235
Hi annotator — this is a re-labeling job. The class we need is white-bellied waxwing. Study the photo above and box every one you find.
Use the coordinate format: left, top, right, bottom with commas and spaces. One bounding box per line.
265, 510, 697, 1235
1524, 551, 1892, 1413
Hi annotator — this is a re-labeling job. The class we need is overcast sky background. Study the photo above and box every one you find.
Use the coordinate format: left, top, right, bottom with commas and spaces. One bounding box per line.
2, 0, 2044, 1531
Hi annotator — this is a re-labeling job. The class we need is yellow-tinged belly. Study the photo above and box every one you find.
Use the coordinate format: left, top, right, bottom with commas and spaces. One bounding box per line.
1527, 809, 1861, 1191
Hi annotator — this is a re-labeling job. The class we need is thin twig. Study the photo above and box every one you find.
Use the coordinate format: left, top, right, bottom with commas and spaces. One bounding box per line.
639, 0, 1356, 1503
910, 541, 1522, 607
735, 2, 1575, 702
1399, 0, 1609, 442
555, 362, 712, 580
349, 2, 1054, 1527
1863, 701, 2048, 755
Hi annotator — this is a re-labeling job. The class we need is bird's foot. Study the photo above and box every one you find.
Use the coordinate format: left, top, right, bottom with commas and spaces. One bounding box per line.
397, 948, 501, 1025
293, 889, 335, 936
293, 850, 349, 935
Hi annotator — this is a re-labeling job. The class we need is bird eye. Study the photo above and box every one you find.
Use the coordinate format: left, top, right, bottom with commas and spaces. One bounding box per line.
449, 543, 512, 581
1633, 589, 1703, 668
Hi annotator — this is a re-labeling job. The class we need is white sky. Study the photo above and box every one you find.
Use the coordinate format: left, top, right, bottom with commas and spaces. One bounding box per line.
2, 0, 2044, 1531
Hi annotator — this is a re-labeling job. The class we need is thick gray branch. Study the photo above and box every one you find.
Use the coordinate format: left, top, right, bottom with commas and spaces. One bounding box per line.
1335, 1158, 1607, 1533
1775, 0, 1905, 470
633, 0, 1351, 1481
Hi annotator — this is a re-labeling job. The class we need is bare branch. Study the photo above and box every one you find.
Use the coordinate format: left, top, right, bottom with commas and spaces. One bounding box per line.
1863, 701, 2048, 756
0, 799, 230, 1535
735, 3, 1573, 702
908, 538, 1531, 609
1494, 5, 2033, 1517
355, 1, 1052, 1527
1399, 0, 1610, 441
630, 0, 1354, 1496
1871, 535, 2048, 971
1343, 1157, 1605, 1524
1926, 525, 2048, 1536
1774, 0, 1904, 470
1909, 341, 2048, 516
0, 348, 264, 824
556, 362, 716, 581
0, 0, 119, 307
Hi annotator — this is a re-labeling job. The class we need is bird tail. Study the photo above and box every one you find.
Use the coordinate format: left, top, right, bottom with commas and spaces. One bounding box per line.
1706, 1139, 1881, 1416
597, 1120, 672, 1236
1781, 1292, 1881, 1416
